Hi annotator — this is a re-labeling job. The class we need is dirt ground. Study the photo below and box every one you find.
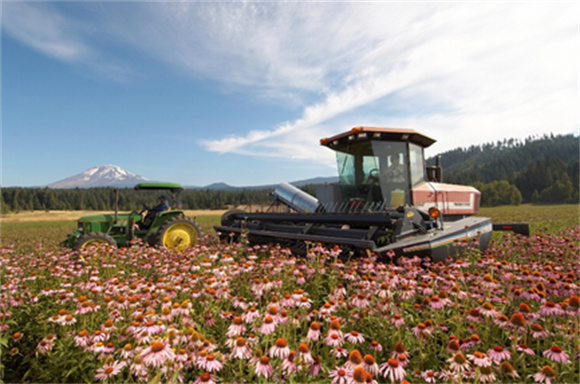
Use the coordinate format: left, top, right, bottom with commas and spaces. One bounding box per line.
0, 210, 227, 223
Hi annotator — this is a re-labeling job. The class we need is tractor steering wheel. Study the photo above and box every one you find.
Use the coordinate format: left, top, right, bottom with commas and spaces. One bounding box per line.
366, 168, 380, 184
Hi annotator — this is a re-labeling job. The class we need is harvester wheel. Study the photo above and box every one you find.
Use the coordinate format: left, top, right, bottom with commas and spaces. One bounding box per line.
73, 232, 116, 250
219, 209, 248, 241
151, 216, 202, 251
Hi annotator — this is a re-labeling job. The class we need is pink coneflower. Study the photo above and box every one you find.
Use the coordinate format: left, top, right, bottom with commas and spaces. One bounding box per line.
352, 293, 370, 308
329, 366, 350, 384
140, 341, 176, 368
199, 353, 223, 372
363, 354, 380, 376
531, 323, 551, 339
466, 308, 483, 323
468, 351, 491, 367
325, 332, 344, 347
411, 322, 432, 339
390, 313, 406, 328
499, 361, 520, 380
74, 330, 91, 349
254, 356, 273, 379
543, 346, 570, 363
281, 350, 301, 374
488, 345, 511, 364
478, 364, 496, 383
242, 307, 260, 323
429, 295, 446, 309
380, 358, 406, 383
195, 372, 218, 384
533, 365, 557, 384
121, 343, 134, 359
268, 337, 290, 359
517, 343, 535, 355
479, 302, 499, 318
421, 370, 439, 383
447, 352, 471, 374
369, 340, 383, 352
351, 366, 375, 384
344, 349, 364, 370
539, 301, 564, 316
509, 313, 527, 332
226, 317, 246, 337
231, 337, 252, 360
391, 342, 410, 359
94, 361, 125, 381
297, 343, 314, 364
12, 332, 23, 342
307, 321, 321, 341
259, 316, 276, 335
309, 356, 322, 376
345, 330, 365, 344
333, 346, 349, 358
36, 338, 54, 354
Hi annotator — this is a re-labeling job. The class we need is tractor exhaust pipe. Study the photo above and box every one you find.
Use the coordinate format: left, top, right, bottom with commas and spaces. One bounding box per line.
274, 182, 322, 213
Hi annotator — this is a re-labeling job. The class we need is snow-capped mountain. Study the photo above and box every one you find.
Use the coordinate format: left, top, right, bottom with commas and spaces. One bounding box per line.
48, 165, 149, 189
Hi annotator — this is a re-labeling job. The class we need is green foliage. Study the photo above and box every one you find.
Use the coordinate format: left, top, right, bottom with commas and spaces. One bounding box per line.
428, 133, 579, 204
472, 180, 522, 207
1, 187, 274, 213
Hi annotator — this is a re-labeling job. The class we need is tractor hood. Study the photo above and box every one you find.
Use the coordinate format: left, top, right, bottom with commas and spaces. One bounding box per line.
78, 213, 132, 223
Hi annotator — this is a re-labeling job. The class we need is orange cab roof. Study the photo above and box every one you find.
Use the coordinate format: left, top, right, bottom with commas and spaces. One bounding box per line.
320, 126, 437, 149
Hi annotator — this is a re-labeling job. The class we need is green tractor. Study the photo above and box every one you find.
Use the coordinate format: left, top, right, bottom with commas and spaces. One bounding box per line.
61, 182, 202, 251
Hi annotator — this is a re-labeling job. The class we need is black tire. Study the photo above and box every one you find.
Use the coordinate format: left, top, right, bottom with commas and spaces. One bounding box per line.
73, 232, 116, 250
219, 209, 248, 241
150, 216, 203, 250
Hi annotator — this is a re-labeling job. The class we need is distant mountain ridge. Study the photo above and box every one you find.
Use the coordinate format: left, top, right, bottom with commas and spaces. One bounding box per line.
46, 165, 338, 190
47, 165, 149, 189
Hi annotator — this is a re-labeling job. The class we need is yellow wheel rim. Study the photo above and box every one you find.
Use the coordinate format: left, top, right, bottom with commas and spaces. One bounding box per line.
162, 223, 198, 250
81, 238, 109, 249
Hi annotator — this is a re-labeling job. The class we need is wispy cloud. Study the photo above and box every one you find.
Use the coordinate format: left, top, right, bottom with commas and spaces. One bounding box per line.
5, 1, 577, 164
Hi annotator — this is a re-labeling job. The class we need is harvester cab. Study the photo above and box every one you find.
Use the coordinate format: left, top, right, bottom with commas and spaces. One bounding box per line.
215, 126, 528, 263
61, 182, 202, 251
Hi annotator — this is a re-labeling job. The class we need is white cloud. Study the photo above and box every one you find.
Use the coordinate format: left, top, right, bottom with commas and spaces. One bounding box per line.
3, 2, 92, 62
5, 1, 577, 165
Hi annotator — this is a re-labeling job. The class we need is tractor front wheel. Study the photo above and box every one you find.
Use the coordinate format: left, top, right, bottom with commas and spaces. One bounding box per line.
73, 232, 116, 250
152, 216, 202, 250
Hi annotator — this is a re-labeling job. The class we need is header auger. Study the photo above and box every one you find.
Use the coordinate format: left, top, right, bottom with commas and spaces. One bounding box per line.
215, 127, 528, 263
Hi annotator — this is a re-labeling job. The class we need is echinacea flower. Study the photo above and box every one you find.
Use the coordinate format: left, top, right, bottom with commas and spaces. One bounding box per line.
477, 364, 496, 383
268, 338, 290, 359
543, 346, 570, 364
258, 316, 276, 335
307, 321, 321, 341
344, 330, 365, 344
363, 354, 379, 376
447, 352, 471, 374
499, 361, 520, 380
329, 366, 350, 384
297, 343, 314, 364
195, 372, 218, 384
380, 358, 406, 383
533, 365, 557, 384
254, 356, 273, 379
517, 343, 535, 355
487, 345, 511, 364
231, 337, 252, 360
468, 351, 491, 367
344, 349, 363, 370
421, 370, 439, 383
140, 341, 176, 368
94, 361, 125, 381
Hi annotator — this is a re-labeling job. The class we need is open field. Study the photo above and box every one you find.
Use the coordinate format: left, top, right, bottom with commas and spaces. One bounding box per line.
1, 208, 578, 383
1, 204, 578, 253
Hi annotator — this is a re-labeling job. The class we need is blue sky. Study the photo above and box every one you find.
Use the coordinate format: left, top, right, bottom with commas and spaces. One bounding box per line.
1, 1, 578, 188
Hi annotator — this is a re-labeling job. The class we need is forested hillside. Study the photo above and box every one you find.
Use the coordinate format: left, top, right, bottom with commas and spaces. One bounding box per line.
428, 133, 579, 205
0, 187, 276, 214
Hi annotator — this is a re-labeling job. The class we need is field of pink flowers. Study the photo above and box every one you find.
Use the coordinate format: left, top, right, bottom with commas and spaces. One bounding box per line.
1, 227, 579, 383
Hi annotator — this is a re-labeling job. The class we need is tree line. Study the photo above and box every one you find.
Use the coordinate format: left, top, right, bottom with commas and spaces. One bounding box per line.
0, 187, 276, 214
429, 133, 579, 206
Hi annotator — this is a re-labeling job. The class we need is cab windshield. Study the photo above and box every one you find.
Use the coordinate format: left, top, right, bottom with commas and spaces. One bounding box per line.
335, 141, 425, 209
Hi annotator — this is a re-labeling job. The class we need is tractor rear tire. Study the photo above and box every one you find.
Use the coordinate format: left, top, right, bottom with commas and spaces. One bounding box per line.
73, 232, 116, 250
151, 216, 202, 250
